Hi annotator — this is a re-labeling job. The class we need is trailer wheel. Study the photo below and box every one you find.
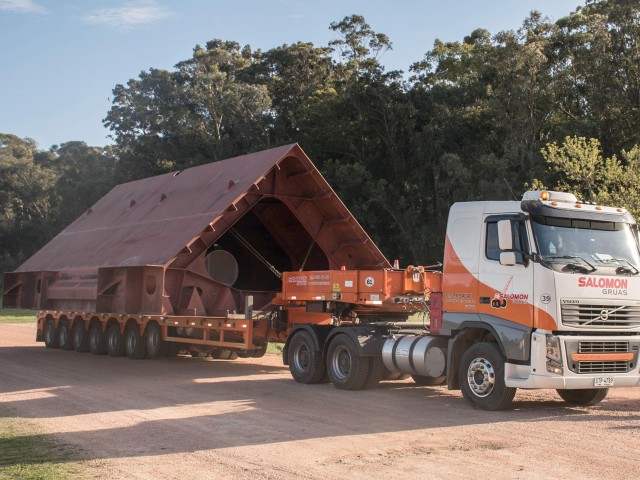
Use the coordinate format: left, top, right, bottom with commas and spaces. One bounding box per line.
106, 324, 125, 357
89, 323, 107, 355
288, 331, 326, 384
43, 319, 58, 349
57, 321, 74, 351
557, 388, 609, 406
459, 342, 516, 411
412, 374, 446, 386
125, 325, 146, 359
72, 322, 89, 352
145, 322, 166, 358
327, 335, 370, 390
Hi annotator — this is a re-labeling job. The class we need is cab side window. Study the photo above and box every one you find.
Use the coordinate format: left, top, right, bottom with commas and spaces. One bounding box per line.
486, 222, 500, 261
485, 220, 529, 263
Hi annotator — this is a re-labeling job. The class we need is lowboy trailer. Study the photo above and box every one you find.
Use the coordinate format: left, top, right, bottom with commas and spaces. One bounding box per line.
5, 145, 640, 410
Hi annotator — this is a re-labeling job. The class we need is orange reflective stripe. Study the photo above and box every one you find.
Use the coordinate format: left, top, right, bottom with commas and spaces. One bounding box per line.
571, 353, 634, 361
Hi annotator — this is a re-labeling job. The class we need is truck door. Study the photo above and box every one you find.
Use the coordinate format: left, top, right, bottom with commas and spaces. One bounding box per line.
478, 215, 534, 331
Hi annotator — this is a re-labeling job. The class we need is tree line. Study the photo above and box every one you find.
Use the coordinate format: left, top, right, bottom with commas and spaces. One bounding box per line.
2, 0, 640, 281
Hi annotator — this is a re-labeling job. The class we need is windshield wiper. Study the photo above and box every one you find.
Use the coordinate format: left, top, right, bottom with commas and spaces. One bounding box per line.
600, 257, 640, 275
542, 255, 597, 272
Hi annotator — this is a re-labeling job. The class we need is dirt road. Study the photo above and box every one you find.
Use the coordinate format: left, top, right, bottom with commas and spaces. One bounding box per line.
1, 322, 639, 479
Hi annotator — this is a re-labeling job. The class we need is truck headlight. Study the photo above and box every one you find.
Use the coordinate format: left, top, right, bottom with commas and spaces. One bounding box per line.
546, 334, 563, 375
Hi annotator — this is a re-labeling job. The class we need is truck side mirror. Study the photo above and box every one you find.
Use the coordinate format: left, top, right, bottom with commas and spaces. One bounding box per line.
497, 220, 513, 251
499, 251, 517, 266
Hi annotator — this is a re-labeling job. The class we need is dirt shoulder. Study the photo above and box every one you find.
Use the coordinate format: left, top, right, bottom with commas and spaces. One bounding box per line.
1, 322, 639, 479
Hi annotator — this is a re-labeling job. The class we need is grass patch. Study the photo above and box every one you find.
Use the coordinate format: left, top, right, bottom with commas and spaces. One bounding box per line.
0, 411, 86, 480
0, 309, 37, 324
267, 342, 284, 355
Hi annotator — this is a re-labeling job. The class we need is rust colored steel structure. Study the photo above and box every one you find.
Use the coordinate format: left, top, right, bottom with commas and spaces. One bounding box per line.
3, 144, 390, 318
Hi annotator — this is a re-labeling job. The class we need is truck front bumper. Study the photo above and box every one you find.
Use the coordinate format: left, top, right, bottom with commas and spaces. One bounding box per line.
504, 331, 640, 389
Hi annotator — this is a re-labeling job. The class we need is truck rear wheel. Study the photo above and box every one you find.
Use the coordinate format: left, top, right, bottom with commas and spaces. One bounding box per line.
106, 324, 125, 357
72, 322, 89, 352
459, 342, 516, 410
125, 325, 146, 359
89, 323, 107, 355
43, 319, 58, 349
363, 356, 385, 389
556, 388, 609, 406
288, 330, 325, 384
327, 335, 370, 390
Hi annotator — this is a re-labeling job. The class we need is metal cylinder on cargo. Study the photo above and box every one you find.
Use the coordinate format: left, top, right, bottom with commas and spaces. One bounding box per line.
382, 335, 447, 378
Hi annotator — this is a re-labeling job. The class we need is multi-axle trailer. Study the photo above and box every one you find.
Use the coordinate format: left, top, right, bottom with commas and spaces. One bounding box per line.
5, 144, 640, 410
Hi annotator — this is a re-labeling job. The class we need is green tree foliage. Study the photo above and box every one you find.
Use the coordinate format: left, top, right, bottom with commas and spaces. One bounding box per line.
0, 136, 116, 281
539, 136, 640, 217
104, 40, 271, 180
0, 135, 59, 275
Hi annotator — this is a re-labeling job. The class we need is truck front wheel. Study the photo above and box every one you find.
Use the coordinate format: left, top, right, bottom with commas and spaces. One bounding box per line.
288, 331, 325, 384
557, 388, 608, 406
327, 335, 370, 390
459, 342, 516, 410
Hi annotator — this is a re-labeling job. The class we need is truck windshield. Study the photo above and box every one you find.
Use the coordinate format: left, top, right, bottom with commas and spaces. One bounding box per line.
531, 215, 640, 273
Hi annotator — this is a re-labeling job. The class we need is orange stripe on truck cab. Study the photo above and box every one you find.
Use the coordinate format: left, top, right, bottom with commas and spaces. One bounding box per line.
571, 353, 634, 362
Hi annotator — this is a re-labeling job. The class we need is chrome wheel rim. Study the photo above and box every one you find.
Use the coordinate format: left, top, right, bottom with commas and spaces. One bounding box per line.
467, 357, 495, 397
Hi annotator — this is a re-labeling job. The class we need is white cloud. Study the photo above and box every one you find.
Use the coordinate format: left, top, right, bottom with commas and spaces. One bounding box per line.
83, 1, 171, 29
0, 0, 48, 14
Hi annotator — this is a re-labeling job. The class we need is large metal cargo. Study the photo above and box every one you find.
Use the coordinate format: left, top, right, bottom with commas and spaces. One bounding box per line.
3, 144, 389, 317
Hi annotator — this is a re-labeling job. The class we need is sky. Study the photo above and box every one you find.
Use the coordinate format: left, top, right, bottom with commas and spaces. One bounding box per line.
0, 0, 586, 150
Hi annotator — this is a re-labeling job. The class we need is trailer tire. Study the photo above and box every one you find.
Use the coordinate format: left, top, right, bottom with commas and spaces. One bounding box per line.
412, 374, 446, 386
459, 342, 516, 411
57, 321, 73, 351
145, 322, 166, 358
327, 335, 370, 390
89, 323, 107, 355
125, 325, 146, 359
288, 331, 326, 384
106, 324, 125, 357
72, 322, 90, 352
43, 319, 58, 349
556, 388, 609, 406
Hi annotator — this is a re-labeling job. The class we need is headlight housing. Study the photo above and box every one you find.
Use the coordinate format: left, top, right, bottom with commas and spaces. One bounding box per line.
546, 334, 563, 375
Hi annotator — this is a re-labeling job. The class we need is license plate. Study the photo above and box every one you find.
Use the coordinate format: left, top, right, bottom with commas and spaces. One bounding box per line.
594, 377, 614, 387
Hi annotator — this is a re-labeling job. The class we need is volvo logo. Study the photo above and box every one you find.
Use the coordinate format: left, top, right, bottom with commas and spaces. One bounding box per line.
584, 305, 625, 324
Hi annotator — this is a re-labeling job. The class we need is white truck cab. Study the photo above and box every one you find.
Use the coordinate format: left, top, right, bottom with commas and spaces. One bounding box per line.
441, 190, 640, 409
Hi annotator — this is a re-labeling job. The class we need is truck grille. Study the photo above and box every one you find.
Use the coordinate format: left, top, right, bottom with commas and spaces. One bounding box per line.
566, 340, 637, 374
561, 302, 640, 328
577, 361, 629, 374
579, 341, 628, 353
